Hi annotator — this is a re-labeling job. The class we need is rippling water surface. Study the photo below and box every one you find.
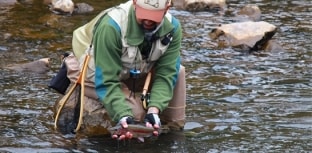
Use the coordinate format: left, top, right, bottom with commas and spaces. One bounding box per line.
0, 0, 311, 152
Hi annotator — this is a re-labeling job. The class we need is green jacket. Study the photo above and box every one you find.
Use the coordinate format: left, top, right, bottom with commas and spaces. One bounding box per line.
93, 2, 182, 122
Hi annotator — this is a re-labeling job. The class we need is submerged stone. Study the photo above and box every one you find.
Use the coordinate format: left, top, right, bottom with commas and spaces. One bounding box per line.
6, 58, 50, 73
236, 4, 262, 22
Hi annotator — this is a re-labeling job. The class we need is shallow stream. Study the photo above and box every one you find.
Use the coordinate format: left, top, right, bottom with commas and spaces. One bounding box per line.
0, 0, 311, 152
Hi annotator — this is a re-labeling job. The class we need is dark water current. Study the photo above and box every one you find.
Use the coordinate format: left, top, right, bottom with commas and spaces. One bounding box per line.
0, 0, 311, 152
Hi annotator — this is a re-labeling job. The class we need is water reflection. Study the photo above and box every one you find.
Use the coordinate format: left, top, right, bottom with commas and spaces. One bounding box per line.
0, 0, 311, 152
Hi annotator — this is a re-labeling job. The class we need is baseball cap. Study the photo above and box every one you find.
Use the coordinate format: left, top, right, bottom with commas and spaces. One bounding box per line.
134, 0, 170, 23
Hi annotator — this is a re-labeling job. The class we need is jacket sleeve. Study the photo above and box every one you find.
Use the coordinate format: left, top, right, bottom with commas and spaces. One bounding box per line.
148, 18, 183, 112
93, 16, 133, 122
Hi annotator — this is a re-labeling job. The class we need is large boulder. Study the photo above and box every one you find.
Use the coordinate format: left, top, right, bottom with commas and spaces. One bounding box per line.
209, 21, 277, 51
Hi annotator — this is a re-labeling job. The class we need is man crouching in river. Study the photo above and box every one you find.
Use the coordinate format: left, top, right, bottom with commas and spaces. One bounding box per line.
53, 0, 186, 141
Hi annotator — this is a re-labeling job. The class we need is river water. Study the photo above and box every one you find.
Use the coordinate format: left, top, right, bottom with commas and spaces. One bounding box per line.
0, 0, 311, 152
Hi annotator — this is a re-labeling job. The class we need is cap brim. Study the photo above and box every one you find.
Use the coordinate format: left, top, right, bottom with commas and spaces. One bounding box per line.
135, 5, 166, 23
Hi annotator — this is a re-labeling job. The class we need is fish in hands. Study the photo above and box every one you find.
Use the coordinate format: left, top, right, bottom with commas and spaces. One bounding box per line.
108, 124, 156, 142
110, 114, 161, 141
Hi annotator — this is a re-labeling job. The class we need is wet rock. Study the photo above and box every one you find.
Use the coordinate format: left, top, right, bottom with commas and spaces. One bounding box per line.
47, 0, 94, 15
237, 4, 261, 21
183, 0, 227, 12
6, 58, 50, 73
73, 3, 94, 14
262, 40, 285, 52
209, 21, 277, 51
50, 0, 74, 15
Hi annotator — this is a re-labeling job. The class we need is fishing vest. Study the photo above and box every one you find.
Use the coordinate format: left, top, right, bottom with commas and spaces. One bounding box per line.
72, 1, 174, 82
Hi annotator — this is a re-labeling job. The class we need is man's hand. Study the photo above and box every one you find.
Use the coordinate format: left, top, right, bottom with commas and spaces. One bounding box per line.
144, 113, 161, 136
112, 116, 134, 140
